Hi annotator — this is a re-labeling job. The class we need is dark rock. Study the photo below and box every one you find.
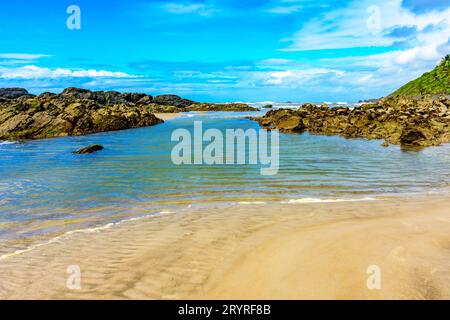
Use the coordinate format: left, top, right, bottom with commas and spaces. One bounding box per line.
122, 92, 150, 104
0, 93, 164, 140
263, 104, 273, 109
73, 144, 104, 154
154, 94, 195, 108
61, 87, 94, 99
0, 88, 31, 99
250, 97, 450, 148
39, 92, 57, 99
188, 103, 258, 112
400, 129, 426, 146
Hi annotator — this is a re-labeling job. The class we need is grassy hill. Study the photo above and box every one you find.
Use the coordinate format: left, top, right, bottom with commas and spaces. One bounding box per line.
390, 55, 450, 96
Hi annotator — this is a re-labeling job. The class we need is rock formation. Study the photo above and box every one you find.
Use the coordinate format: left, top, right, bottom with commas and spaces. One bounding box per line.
73, 144, 104, 154
0, 87, 257, 140
250, 96, 450, 148
0, 88, 164, 140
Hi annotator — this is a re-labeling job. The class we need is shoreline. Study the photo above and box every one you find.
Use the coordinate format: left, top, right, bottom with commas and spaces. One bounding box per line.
153, 113, 184, 121
0, 194, 449, 299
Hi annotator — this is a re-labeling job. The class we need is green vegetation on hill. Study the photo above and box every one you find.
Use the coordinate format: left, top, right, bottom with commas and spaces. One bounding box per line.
390, 55, 450, 96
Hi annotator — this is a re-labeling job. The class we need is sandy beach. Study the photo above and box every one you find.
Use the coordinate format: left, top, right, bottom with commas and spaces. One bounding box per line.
1, 194, 449, 300
153, 113, 183, 121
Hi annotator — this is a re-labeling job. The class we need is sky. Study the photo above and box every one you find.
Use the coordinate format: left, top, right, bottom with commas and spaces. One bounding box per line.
0, 0, 449, 102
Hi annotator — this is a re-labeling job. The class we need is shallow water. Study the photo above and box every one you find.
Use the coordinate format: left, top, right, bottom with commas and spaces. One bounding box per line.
1, 111, 450, 256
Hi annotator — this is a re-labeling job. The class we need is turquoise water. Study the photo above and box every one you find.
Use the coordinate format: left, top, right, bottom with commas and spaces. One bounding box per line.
1, 111, 450, 255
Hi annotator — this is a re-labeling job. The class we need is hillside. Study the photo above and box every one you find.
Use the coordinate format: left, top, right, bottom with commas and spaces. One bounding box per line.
390, 55, 450, 96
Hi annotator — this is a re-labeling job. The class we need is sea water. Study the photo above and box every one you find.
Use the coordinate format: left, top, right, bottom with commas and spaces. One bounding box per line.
1, 111, 449, 256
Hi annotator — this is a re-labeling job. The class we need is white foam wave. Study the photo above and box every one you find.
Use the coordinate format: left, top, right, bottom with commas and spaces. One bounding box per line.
0, 140, 18, 145
282, 197, 376, 204
238, 201, 267, 205
0, 210, 175, 261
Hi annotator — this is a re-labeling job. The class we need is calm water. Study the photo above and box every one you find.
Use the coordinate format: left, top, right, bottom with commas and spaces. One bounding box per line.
1, 111, 450, 256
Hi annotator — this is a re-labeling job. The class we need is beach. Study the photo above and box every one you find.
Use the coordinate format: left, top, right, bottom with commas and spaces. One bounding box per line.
1, 111, 450, 300
1, 194, 449, 299
153, 113, 184, 121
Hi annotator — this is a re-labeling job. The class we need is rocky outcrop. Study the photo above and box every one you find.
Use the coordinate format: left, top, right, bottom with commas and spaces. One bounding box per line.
0, 91, 164, 140
59, 87, 153, 105
152, 95, 258, 112
74, 144, 104, 154
0, 88, 34, 99
187, 103, 258, 112
250, 96, 450, 148
154, 94, 194, 108
0, 87, 258, 140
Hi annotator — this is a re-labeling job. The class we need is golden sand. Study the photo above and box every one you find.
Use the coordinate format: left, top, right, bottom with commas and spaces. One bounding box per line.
0, 196, 449, 299
154, 113, 183, 121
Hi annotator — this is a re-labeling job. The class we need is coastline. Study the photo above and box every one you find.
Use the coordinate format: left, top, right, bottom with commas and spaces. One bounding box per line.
1, 194, 449, 299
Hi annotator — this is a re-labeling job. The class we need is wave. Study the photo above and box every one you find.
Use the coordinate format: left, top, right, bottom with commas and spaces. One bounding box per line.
0, 210, 175, 261
282, 197, 376, 204
238, 201, 267, 205
0, 140, 18, 145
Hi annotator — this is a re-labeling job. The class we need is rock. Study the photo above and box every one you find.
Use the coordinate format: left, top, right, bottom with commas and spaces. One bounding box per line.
0, 88, 31, 99
0, 87, 264, 140
0, 92, 164, 140
263, 104, 273, 109
250, 97, 450, 148
277, 116, 304, 133
154, 94, 194, 108
73, 144, 104, 154
400, 129, 426, 146
188, 103, 258, 112
122, 92, 150, 103
38, 92, 57, 99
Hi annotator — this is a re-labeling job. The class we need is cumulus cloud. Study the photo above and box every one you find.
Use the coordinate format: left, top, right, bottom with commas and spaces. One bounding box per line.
0, 65, 136, 79
261, 0, 450, 98
249, 68, 345, 86
285, 0, 450, 52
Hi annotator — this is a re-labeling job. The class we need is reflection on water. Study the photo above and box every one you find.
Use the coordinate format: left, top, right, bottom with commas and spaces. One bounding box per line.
1, 111, 450, 255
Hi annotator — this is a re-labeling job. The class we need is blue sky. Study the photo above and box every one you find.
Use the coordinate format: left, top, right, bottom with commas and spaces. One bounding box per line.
0, 0, 449, 102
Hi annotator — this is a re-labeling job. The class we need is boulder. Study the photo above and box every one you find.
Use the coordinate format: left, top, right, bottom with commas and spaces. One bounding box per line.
0, 88, 31, 99
73, 144, 104, 154
400, 129, 426, 146
154, 94, 194, 108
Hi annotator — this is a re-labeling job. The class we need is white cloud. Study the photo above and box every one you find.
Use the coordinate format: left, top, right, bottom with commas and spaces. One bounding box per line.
285, 0, 450, 52
243, 67, 345, 86
258, 58, 295, 66
269, 0, 450, 97
0, 65, 136, 79
267, 5, 302, 14
161, 3, 216, 16
0, 53, 51, 60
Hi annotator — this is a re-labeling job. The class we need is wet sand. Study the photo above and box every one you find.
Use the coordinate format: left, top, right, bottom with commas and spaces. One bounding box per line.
0, 196, 449, 299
